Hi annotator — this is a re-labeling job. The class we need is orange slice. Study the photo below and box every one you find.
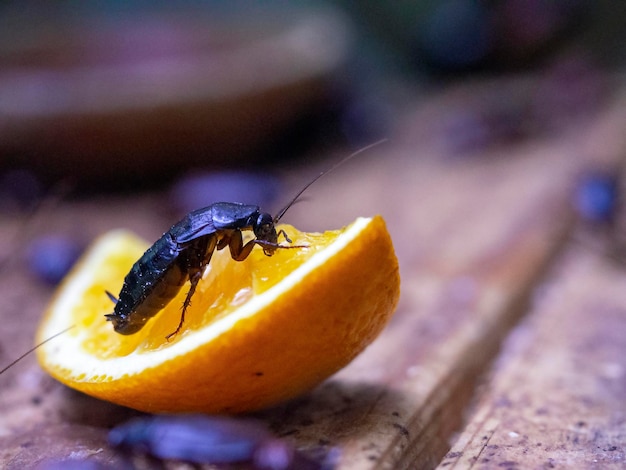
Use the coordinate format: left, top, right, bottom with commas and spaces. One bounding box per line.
36, 216, 400, 414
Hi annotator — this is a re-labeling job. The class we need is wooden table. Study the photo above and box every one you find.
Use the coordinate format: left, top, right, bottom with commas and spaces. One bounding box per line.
1, 83, 625, 469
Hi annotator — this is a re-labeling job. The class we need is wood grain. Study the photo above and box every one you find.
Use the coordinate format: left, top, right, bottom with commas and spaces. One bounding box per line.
438, 245, 626, 469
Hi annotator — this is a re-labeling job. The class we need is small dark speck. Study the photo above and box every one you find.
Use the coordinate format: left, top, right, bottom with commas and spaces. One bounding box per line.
254, 371, 264, 376
576, 421, 587, 427
537, 442, 543, 446
392, 411, 400, 417
392, 423, 410, 438
607, 446, 618, 451
498, 461, 518, 468
447, 451, 463, 459
31, 396, 42, 405
441, 462, 451, 467
482, 435, 489, 440
368, 455, 378, 461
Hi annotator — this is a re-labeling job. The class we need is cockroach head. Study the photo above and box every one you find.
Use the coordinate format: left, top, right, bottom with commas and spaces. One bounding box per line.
253, 212, 278, 246
105, 313, 143, 335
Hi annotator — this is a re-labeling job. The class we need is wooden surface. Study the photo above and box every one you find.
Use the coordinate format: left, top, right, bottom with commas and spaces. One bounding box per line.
0, 83, 625, 469
440, 246, 626, 469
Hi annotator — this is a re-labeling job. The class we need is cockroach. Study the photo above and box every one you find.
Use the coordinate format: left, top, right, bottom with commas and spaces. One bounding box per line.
0, 139, 385, 374
105, 139, 386, 340
104, 201, 301, 340
108, 414, 334, 469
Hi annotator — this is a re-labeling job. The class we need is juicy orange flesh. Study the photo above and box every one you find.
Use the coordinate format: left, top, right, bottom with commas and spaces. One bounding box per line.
75, 225, 337, 359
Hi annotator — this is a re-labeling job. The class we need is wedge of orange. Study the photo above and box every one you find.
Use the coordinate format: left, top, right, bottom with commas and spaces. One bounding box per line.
36, 216, 400, 414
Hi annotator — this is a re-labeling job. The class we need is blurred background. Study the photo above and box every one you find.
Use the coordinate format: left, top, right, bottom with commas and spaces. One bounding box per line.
0, 0, 625, 282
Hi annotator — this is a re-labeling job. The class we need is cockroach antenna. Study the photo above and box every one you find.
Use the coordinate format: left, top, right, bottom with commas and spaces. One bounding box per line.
0, 325, 74, 375
273, 138, 389, 222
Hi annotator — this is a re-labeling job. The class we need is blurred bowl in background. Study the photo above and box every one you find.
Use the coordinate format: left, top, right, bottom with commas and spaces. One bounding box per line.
0, 7, 351, 189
